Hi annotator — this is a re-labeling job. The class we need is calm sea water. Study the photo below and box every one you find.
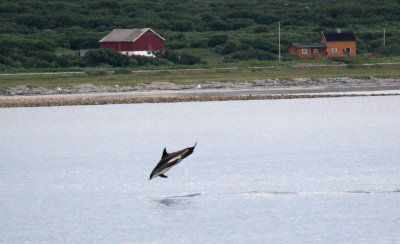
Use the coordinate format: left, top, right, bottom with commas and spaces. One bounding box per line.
1, 96, 400, 243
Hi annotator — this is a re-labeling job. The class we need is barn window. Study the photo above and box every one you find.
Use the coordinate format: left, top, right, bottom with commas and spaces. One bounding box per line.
301, 48, 308, 54
332, 48, 337, 53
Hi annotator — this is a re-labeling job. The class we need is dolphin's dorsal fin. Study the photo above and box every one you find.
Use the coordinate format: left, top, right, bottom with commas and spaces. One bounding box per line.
162, 148, 168, 159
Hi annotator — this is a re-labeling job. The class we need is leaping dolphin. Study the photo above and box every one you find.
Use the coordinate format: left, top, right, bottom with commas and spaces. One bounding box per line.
149, 143, 197, 180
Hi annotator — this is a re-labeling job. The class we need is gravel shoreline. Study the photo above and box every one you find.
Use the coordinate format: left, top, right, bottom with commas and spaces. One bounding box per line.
2, 77, 400, 96
1, 77, 400, 107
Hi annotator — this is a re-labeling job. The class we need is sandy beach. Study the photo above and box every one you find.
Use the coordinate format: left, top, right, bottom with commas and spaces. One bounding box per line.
1, 77, 400, 107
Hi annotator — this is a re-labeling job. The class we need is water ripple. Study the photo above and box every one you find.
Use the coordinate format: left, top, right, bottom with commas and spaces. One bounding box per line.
154, 189, 400, 207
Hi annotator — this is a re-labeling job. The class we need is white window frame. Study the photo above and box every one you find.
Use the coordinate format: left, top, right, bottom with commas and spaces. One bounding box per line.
332, 48, 338, 53
301, 48, 308, 54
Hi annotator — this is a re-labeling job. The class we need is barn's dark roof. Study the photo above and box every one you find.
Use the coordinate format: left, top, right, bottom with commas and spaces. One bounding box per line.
99, 28, 165, 42
291, 43, 326, 48
322, 31, 356, 42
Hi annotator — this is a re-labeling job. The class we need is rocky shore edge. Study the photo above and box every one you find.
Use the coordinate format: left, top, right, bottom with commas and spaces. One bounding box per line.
2, 93, 400, 108
1, 77, 399, 107
1, 77, 400, 96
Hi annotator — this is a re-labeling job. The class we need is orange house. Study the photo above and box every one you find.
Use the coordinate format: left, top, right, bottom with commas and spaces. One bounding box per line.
289, 30, 357, 58
288, 43, 327, 58
321, 31, 356, 57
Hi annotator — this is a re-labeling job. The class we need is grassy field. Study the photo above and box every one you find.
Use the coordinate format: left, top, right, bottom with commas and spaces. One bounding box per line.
1, 58, 400, 91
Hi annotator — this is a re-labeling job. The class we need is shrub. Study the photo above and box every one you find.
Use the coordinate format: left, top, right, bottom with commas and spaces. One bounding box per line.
226, 18, 255, 30
114, 68, 132, 74
166, 40, 187, 49
84, 49, 131, 67
346, 64, 363, 69
188, 38, 208, 48
133, 55, 172, 66
249, 37, 275, 52
205, 20, 230, 31
376, 44, 400, 56
331, 57, 354, 64
169, 20, 193, 32
215, 42, 238, 55
253, 25, 269, 33
56, 55, 86, 68
155, 50, 201, 65
0, 63, 6, 71
84, 68, 107, 76
229, 48, 276, 61
207, 34, 228, 47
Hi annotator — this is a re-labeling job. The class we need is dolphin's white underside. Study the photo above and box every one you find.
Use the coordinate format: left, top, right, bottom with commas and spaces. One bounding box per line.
156, 158, 183, 176
168, 154, 184, 164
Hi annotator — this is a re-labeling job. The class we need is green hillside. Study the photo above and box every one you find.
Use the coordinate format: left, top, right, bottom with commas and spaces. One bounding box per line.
1, 0, 399, 70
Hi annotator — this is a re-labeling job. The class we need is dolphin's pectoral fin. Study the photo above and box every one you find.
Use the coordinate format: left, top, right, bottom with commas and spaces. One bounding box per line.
159, 174, 168, 178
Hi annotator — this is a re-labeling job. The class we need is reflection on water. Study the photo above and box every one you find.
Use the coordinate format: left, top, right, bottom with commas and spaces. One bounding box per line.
157, 198, 185, 207
155, 189, 400, 207
170, 193, 205, 198
346, 189, 400, 194
156, 193, 204, 207
229, 189, 400, 195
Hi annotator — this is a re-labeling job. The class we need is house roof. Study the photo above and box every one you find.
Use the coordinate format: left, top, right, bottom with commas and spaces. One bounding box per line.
99, 28, 165, 42
291, 43, 326, 48
322, 31, 356, 42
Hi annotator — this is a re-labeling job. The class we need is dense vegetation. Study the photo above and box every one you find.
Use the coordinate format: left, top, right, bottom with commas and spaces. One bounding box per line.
1, 0, 400, 70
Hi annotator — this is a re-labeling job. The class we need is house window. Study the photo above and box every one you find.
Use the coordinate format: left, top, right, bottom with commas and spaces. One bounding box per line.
332, 48, 338, 53
313, 49, 318, 53
301, 49, 308, 54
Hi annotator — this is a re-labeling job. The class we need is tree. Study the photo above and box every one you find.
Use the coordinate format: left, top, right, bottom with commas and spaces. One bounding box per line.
208, 34, 229, 47
215, 42, 238, 55
16, 14, 44, 29
155, 50, 201, 65
84, 49, 131, 67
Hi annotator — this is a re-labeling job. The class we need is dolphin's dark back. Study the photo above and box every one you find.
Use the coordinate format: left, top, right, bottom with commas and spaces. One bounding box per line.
149, 143, 196, 180
163, 145, 195, 161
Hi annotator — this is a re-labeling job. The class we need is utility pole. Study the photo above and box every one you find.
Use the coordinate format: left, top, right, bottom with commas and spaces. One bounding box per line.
383, 28, 386, 48
278, 21, 281, 61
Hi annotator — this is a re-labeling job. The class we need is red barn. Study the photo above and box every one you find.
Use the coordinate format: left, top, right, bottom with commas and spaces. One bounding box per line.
99, 28, 165, 56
